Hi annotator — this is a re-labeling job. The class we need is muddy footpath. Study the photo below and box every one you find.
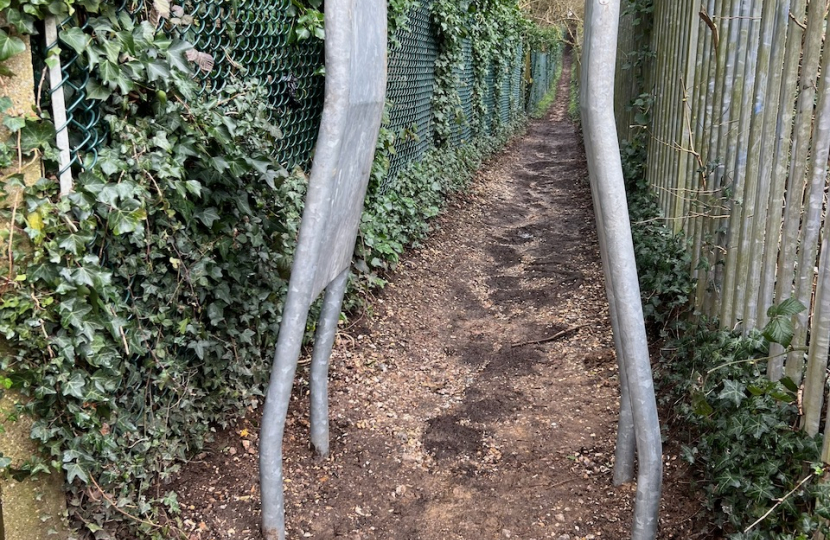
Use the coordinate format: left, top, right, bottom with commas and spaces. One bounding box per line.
170, 57, 708, 540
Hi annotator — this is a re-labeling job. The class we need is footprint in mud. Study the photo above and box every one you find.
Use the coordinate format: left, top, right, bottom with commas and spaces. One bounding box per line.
460, 388, 524, 423
480, 344, 544, 378
487, 243, 522, 269
487, 276, 567, 308
422, 415, 483, 460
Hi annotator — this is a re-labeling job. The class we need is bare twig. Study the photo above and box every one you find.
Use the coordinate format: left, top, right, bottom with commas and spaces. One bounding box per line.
698, 8, 719, 51
744, 473, 815, 533
89, 475, 180, 533
511, 324, 589, 348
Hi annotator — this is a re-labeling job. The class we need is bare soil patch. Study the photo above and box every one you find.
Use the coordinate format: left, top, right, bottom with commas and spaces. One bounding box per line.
169, 57, 709, 540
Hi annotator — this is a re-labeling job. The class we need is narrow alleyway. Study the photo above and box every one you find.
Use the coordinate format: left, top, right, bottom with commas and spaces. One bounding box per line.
172, 58, 703, 540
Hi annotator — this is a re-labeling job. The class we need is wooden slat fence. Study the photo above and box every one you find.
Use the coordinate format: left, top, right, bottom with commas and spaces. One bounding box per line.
614, 0, 830, 460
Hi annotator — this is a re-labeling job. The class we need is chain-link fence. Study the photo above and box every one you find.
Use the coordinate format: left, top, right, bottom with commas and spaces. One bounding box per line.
41, 0, 324, 172
450, 37, 476, 148
386, 0, 439, 182
39, 1, 562, 186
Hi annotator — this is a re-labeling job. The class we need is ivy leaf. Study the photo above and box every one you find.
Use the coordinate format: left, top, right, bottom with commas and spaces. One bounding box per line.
109, 207, 147, 235
72, 265, 110, 290
196, 208, 220, 227
691, 390, 714, 416
101, 38, 121, 64
99, 60, 135, 94
62, 372, 87, 400
2, 115, 26, 132
763, 315, 795, 348
59, 298, 93, 330
78, 0, 103, 11
59, 27, 90, 56
714, 469, 743, 494
184, 180, 202, 197
189, 339, 213, 360
58, 232, 93, 256
5, 9, 36, 35
165, 40, 193, 74
20, 121, 56, 152
146, 60, 170, 82
85, 79, 111, 101
0, 29, 25, 64
64, 461, 89, 484
718, 379, 746, 408
207, 302, 224, 325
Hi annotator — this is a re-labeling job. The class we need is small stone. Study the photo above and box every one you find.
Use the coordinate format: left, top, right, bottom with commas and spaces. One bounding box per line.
501, 529, 512, 538
557, 535, 571, 540
555, 513, 566, 523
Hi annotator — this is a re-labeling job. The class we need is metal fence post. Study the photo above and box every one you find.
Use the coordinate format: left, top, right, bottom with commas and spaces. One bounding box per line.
582, 0, 662, 538
258, 2, 387, 539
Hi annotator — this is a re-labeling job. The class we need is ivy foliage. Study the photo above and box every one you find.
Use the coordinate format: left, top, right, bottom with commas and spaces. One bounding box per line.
0, 0, 564, 537
658, 322, 830, 540
431, 0, 562, 145
1, 7, 304, 537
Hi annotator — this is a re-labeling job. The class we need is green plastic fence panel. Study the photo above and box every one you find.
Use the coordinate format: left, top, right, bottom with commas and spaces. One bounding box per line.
385, 0, 438, 186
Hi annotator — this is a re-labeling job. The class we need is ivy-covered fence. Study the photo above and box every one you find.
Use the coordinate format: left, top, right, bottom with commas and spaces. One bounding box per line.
48, 0, 562, 187
0, 0, 563, 538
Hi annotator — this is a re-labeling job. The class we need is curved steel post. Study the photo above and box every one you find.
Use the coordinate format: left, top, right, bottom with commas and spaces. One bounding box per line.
582, 0, 663, 538
579, 7, 636, 484
259, 2, 387, 539
310, 268, 349, 457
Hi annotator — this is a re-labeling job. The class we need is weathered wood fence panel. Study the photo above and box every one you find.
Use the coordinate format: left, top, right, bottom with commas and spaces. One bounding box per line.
615, 0, 830, 450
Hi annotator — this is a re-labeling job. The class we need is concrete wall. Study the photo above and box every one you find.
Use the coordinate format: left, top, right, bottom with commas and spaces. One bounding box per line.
0, 33, 70, 540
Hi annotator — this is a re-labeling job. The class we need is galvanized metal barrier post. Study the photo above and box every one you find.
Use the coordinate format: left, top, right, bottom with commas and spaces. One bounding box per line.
258, 2, 387, 539
581, 5, 636, 485
582, 0, 663, 538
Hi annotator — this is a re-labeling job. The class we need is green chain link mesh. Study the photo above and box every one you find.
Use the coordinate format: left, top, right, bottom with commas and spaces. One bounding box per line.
528, 50, 551, 111
499, 65, 510, 126
512, 45, 524, 116
385, 0, 438, 186
170, 0, 325, 168
41, 0, 324, 172
482, 64, 496, 134
449, 37, 475, 147
37, 2, 561, 181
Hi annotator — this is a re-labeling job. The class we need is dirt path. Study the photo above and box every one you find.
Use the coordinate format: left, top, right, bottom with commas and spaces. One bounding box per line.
172, 58, 703, 540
